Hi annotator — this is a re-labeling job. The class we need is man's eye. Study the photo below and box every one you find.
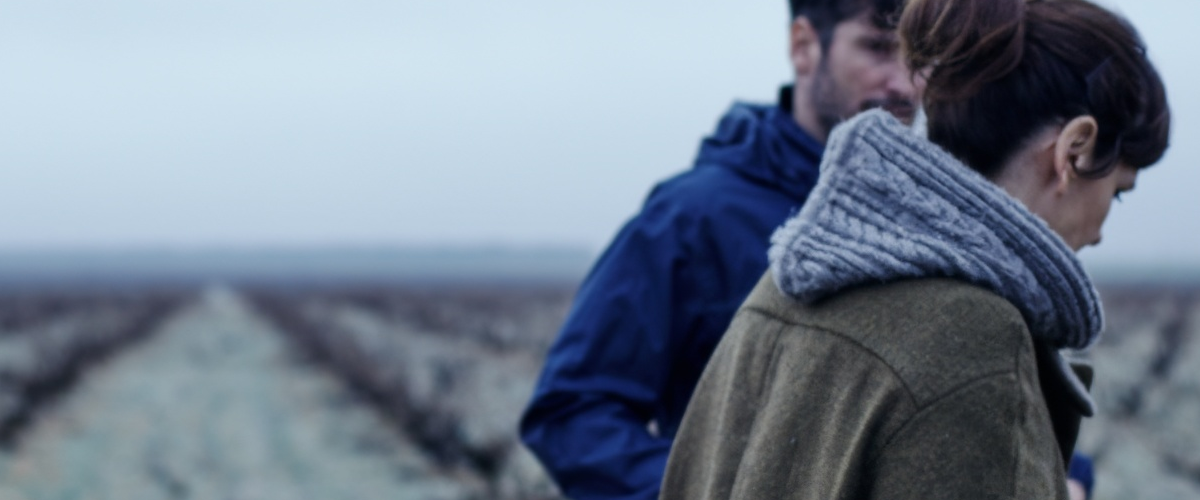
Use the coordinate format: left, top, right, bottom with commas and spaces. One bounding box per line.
862, 38, 896, 56
869, 41, 894, 54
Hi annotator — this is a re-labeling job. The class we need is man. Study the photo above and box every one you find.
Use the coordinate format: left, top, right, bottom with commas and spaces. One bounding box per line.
519, 2, 919, 499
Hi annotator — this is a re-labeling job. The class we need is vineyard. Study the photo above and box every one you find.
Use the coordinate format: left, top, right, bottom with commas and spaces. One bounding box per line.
0, 289, 189, 445
0, 281, 1192, 500
1077, 286, 1200, 499
247, 284, 572, 499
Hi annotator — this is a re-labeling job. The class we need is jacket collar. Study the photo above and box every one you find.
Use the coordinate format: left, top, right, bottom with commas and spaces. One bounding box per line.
1037, 343, 1096, 464
693, 86, 823, 201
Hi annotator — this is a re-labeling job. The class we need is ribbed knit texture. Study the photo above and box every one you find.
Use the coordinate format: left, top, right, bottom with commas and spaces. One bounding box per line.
769, 110, 1104, 350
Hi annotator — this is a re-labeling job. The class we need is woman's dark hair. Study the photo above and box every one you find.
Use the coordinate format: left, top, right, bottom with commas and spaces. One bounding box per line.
899, 0, 1170, 178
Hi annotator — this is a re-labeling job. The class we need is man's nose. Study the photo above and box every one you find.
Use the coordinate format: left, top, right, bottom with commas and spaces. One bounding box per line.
884, 61, 922, 99
888, 65, 921, 98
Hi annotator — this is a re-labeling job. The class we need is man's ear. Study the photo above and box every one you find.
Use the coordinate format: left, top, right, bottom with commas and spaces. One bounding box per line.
790, 17, 822, 77
1052, 115, 1099, 193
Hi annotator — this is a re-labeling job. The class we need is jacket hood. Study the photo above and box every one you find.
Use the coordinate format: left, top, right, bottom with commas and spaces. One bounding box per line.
694, 88, 823, 200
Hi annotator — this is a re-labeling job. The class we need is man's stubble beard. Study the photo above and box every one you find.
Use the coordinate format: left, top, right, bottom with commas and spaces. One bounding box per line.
810, 63, 848, 140
809, 63, 917, 137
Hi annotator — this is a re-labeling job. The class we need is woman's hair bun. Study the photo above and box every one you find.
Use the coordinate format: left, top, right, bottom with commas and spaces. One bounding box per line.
901, 0, 1170, 179
899, 0, 1027, 102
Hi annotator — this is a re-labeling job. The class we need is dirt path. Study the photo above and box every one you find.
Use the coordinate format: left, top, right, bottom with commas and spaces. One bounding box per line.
0, 288, 476, 500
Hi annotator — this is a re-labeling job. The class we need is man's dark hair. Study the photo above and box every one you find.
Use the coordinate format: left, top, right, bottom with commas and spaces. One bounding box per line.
789, 0, 905, 49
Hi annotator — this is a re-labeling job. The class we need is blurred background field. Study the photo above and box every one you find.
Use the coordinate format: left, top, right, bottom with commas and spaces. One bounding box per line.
0, 250, 584, 500
1078, 285, 1200, 500
0, 250, 1193, 500
1, 0, 1198, 498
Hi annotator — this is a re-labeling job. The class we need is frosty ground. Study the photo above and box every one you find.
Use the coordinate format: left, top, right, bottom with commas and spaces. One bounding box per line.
0, 282, 1193, 500
0, 288, 479, 500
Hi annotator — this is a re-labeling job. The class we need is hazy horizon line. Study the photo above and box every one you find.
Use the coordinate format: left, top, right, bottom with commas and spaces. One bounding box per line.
0, 245, 1197, 288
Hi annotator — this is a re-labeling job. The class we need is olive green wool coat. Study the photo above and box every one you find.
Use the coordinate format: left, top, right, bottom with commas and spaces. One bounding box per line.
660, 275, 1091, 500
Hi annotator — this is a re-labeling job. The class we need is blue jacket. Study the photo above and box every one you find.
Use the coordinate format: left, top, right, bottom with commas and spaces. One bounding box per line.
520, 88, 822, 500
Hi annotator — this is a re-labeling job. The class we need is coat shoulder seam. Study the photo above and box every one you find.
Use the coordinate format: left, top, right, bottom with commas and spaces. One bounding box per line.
740, 305, 919, 408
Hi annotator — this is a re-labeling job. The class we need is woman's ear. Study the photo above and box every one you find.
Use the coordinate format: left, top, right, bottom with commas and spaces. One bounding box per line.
790, 17, 822, 77
1053, 115, 1099, 192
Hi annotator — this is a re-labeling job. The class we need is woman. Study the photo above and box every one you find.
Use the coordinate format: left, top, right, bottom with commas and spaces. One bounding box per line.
659, 0, 1169, 499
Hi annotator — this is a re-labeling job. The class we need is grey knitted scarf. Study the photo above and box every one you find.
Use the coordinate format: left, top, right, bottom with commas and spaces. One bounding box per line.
769, 110, 1104, 351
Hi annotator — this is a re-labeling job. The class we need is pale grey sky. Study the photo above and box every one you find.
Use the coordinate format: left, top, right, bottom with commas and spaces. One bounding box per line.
0, 0, 1195, 269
